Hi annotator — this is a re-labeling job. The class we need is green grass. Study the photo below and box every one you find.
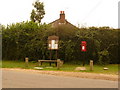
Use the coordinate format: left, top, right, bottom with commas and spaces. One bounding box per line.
2, 60, 37, 69
1, 60, 118, 75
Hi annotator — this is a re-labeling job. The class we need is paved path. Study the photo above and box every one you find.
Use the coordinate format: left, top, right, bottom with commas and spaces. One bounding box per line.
2, 69, 118, 88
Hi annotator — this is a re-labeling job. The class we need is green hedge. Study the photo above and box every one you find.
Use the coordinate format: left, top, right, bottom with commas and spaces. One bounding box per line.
2, 21, 119, 64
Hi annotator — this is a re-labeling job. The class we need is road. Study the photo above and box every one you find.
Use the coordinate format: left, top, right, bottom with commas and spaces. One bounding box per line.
2, 69, 118, 88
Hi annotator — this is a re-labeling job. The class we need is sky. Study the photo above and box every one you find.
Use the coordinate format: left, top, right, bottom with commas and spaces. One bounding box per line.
0, 0, 119, 28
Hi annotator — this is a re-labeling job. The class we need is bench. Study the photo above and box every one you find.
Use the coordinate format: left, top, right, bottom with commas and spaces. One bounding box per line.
38, 60, 63, 68
38, 60, 58, 66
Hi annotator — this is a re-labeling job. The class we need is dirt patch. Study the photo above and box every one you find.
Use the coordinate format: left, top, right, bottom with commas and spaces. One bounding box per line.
2, 68, 118, 81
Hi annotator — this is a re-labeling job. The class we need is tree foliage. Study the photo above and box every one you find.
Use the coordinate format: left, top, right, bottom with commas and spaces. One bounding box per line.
30, 0, 45, 23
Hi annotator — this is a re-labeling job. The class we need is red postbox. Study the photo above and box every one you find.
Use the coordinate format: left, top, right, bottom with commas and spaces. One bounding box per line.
81, 41, 87, 52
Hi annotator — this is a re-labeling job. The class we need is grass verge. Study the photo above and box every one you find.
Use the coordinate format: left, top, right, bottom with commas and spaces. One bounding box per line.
1, 60, 118, 75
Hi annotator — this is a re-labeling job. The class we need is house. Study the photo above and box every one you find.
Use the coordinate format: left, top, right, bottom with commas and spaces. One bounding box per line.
49, 11, 78, 29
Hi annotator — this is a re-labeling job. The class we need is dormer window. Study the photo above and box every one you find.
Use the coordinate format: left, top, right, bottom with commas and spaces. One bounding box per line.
58, 22, 66, 25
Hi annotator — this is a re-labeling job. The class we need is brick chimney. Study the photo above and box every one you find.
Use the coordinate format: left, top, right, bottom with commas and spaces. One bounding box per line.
60, 11, 65, 23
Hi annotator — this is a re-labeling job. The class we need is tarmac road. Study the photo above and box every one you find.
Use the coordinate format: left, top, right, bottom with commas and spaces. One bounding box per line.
2, 69, 118, 88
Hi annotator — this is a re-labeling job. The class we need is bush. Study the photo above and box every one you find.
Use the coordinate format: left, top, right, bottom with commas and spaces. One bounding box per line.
2, 22, 119, 64
98, 50, 110, 65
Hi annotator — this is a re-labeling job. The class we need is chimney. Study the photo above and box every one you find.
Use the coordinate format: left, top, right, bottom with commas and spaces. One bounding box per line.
60, 11, 65, 23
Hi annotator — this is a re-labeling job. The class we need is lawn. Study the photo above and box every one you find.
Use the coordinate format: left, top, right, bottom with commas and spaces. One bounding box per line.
1, 60, 118, 75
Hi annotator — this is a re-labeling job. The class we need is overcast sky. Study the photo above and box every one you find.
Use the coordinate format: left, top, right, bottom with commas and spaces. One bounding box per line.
0, 0, 119, 28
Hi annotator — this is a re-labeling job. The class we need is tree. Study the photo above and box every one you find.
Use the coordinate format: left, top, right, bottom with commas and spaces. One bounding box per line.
30, 0, 45, 24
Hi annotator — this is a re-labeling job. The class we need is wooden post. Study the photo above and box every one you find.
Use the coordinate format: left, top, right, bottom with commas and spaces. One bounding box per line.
38, 60, 42, 66
90, 60, 93, 71
25, 57, 29, 67
55, 62, 57, 67
49, 50, 52, 66
57, 59, 61, 70
49, 62, 52, 66
56, 50, 58, 60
